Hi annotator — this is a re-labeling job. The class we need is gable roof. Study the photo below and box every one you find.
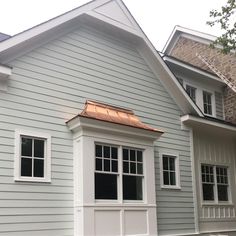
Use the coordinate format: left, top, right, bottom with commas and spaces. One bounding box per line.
0, 0, 203, 117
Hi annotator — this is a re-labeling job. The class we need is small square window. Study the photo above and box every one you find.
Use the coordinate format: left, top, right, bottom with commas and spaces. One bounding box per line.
15, 130, 51, 182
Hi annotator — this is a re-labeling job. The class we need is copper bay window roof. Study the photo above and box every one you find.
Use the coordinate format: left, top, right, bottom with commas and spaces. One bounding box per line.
70, 100, 163, 133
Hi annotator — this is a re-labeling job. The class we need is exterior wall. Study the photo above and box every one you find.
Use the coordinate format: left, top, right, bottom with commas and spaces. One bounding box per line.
0, 25, 195, 235
224, 86, 236, 124
170, 36, 236, 124
193, 129, 236, 234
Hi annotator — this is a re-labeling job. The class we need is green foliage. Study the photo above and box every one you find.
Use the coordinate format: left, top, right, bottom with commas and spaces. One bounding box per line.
207, 0, 236, 54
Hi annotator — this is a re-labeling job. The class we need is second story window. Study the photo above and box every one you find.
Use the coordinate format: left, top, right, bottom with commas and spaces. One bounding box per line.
186, 85, 196, 102
203, 91, 213, 115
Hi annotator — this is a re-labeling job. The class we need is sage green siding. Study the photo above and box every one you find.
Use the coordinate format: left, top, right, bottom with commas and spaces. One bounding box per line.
0, 25, 195, 235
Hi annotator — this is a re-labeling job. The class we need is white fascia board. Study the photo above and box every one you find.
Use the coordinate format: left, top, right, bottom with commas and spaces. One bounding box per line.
0, 0, 111, 54
163, 56, 224, 84
67, 116, 163, 141
163, 25, 216, 54
181, 114, 236, 133
0, 64, 12, 79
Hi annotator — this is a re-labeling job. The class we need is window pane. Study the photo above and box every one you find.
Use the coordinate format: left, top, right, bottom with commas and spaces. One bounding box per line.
163, 171, 169, 185
169, 157, 175, 171
112, 160, 118, 172
95, 145, 102, 157
95, 173, 117, 199
130, 150, 136, 161
130, 162, 136, 174
137, 151, 142, 162
111, 147, 117, 159
137, 163, 143, 174
21, 137, 32, 157
34, 139, 44, 158
163, 156, 169, 170
170, 172, 176, 185
104, 146, 110, 158
96, 158, 102, 171
123, 161, 129, 173
123, 175, 142, 200
202, 183, 214, 201
123, 149, 129, 160
34, 159, 44, 177
21, 157, 32, 177
104, 159, 110, 171
218, 185, 228, 201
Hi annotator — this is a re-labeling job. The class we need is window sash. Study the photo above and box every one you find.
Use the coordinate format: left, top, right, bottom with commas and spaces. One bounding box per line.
20, 136, 46, 178
201, 164, 229, 203
203, 91, 213, 115
162, 155, 178, 187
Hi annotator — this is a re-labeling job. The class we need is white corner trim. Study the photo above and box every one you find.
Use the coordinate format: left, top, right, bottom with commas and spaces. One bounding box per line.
14, 129, 51, 183
0, 64, 12, 79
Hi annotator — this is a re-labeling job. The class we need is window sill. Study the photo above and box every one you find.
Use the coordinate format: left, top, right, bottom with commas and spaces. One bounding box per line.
14, 177, 51, 183
201, 202, 234, 207
161, 185, 181, 190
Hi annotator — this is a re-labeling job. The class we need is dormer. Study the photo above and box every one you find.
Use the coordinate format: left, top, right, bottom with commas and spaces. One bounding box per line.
163, 55, 226, 119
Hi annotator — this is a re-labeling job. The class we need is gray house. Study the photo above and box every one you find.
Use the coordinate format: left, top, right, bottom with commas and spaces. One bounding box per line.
0, 0, 235, 235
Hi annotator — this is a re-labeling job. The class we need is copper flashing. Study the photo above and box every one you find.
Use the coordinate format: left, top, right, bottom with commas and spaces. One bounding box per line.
71, 100, 163, 133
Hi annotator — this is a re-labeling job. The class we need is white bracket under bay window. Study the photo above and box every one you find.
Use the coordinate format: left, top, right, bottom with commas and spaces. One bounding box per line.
14, 130, 51, 182
160, 153, 180, 189
201, 164, 230, 203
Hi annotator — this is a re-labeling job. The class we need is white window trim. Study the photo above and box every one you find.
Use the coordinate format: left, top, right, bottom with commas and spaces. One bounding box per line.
160, 153, 181, 189
14, 129, 51, 183
183, 81, 216, 117
200, 163, 232, 205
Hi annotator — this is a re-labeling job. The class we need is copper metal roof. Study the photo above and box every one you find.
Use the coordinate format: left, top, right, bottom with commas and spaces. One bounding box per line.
76, 100, 163, 133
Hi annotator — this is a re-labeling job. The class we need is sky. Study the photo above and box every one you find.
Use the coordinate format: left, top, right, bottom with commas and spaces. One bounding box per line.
0, 0, 226, 51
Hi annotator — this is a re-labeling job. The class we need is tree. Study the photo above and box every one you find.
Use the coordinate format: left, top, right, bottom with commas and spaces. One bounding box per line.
207, 0, 236, 54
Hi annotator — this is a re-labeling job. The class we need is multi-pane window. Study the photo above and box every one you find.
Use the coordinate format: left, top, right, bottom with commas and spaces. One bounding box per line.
123, 148, 143, 200
201, 164, 229, 202
203, 91, 213, 115
162, 154, 179, 187
95, 144, 118, 200
95, 144, 144, 201
20, 136, 45, 178
15, 130, 51, 182
186, 85, 196, 102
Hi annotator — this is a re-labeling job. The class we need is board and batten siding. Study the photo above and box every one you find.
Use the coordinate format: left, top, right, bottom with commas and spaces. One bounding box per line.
0, 25, 195, 235
193, 130, 236, 233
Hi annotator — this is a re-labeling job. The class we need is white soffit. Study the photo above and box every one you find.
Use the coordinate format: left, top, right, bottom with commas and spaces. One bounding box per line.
181, 114, 236, 133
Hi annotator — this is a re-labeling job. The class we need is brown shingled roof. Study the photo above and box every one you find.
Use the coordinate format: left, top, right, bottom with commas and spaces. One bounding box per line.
78, 100, 163, 133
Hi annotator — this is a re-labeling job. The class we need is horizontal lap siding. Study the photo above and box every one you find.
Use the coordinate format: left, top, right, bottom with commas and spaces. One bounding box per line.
0, 25, 194, 235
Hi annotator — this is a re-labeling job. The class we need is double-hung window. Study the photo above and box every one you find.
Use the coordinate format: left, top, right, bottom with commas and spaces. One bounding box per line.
95, 144, 144, 201
123, 148, 143, 200
15, 130, 51, 182
186, 85, 196, 102
95, 144, 118, 200
201, 164, 229, 202
160, 154, 180, 189
203, 91, 213, 115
